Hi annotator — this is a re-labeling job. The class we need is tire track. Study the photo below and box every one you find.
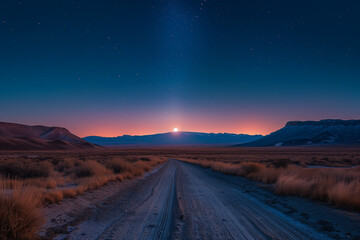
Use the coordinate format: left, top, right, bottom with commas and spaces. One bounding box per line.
61, 159, 334, 240
175, 160, 331, 240
95, 161, 177, 240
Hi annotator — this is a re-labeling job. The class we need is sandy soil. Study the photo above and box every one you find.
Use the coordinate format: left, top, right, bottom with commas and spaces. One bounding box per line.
42, 159, 360, 240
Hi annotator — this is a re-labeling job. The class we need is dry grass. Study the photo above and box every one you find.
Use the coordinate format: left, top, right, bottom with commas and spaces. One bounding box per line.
106, 158, 133, 174
0, 152, 166, 204
181, 158, 283, 184
0, 180, 44, 240
274, 166, 360, 209
181, 149, 360, 210
0, 160, 52, 179
0, 150, 167, 238
75, 160, 111, 178
162, 147, 360, 167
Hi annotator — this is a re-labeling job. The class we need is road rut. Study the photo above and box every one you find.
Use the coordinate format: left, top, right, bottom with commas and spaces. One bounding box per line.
62, 160, 333, 240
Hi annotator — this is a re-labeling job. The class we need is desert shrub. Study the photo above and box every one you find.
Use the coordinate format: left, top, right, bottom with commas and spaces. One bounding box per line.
0, 187, 43, 240
211, 162, 241, 175
133, 161, 151, 175
183, 160, 265, 178
43, 190, 63, 204
0, 161, 27, 178
0, 160, 52, 179
275, 174, 314, 197
75, 186, 85, 195
125, 157, 139, 162
56, 159, 74, 172
62, 189, 77, 198
327, 180, 360, 210
49, 157, 61, 165
240, 162, 264, 176
23, 177, 64, 190
273, 158, 291, 168
106, 159, 132, 174
140, 157, 151, 162
75, 160, 109, 178
37, 162, 53, 178
252, 167, 282, 184
44, 178, 57, 189
81, 176, 111, 190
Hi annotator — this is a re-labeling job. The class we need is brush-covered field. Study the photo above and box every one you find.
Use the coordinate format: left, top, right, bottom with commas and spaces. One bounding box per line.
0, 150, 166, 240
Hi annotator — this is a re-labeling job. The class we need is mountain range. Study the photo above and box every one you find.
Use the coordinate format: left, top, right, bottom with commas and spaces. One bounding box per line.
1, 119, 359, 150
237, 119, 360, 147
0, 122, 98, 150
83, 132, 263, 146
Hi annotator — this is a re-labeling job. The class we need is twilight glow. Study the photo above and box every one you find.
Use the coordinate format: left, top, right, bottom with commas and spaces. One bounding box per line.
1, 1, 360, 137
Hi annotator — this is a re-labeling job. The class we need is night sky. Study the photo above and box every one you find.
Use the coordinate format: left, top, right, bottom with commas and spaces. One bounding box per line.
1, 0, 360, 137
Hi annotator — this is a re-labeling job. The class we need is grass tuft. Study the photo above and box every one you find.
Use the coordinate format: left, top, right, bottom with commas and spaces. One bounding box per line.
0, 182, 44, 240
75, 160, 110, 178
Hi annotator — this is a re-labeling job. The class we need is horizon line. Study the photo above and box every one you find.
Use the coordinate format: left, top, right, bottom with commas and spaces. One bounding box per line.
83, 131, 265, 138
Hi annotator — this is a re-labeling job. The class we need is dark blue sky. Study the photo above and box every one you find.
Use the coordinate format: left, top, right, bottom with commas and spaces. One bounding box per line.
1, 0, 359, 136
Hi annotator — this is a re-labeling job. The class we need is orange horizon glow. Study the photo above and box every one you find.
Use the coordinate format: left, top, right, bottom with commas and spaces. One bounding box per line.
69, 119, 284, 138
10, 110, 348, 138
3, 117, 285, 138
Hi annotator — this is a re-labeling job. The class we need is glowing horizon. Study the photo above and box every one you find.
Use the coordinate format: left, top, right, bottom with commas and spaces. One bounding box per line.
3, 110, 360, 138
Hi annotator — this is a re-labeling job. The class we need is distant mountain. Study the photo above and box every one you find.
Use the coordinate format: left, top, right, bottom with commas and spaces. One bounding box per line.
0, 122, 98, 150
84, 132, 263, 146
236, 119, 360, 147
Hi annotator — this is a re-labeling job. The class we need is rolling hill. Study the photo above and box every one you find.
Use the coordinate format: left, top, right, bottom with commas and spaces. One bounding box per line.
237, 119, 360, 147
0, 122, 98, 150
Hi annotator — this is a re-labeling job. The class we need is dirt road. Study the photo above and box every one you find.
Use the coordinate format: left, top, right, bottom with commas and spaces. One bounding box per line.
49, 160, 360, 240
